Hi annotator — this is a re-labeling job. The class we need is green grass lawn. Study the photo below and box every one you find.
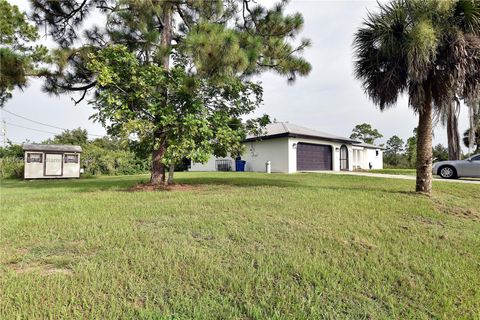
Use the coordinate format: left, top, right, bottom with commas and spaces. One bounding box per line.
369, 168, 417, 176
1, 172, 479, 319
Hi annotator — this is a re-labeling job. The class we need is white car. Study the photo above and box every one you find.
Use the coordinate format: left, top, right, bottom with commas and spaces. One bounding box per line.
432, 154, 480, 179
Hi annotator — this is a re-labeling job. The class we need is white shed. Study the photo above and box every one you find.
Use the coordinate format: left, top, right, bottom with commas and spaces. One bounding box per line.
190, 122, 384, 173
23, 144, 83, 179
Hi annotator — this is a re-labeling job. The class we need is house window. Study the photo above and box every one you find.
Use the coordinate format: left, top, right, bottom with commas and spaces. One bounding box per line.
215, 159, 232, 171
27, 153, 43, 163
376, 150, 379, 157
64, 154, 79, 164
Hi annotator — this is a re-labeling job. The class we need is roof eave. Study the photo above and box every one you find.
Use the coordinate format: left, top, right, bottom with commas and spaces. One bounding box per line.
244, 133, 358, 144
22, 144, 83, 153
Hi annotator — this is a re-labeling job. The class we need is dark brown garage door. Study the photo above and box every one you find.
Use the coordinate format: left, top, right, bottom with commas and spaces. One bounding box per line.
297, 143, 332, 171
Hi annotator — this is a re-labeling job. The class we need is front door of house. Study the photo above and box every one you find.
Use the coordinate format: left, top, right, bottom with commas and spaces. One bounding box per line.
340, 145, 349, 171
44, 154, 63, 176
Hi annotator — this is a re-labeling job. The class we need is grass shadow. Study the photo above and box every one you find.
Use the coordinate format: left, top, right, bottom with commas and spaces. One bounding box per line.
2, 172, 452, 196
174, 175, 300, 188
0, 175, 150, 193
1, 173, 301, 193
300, 184, 420, 197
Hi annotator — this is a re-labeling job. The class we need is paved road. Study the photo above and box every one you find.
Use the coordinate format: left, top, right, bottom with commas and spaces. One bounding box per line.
307, 170, 480, 184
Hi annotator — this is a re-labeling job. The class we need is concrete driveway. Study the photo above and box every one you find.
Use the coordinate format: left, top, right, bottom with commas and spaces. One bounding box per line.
307, 170, 480, 184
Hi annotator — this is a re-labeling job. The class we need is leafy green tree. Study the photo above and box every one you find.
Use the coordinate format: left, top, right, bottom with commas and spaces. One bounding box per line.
0, 141, 23, 158
353, 0, 480, 194
31, 0, 311, 185
88, 47, 268, 183
81, 143, 149, 176
432, 143, 448, 161
80, 134, 150, 176
405, 128, 418, 169
0, 141, 24, 179
384, 135, 404, 166
0, 0, 49, 106
44, 127, 89, 146
349, 123, 383, 144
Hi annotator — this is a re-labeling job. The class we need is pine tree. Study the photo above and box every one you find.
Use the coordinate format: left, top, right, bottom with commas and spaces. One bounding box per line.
0, 0, 49, 106
31, 0, 311, 184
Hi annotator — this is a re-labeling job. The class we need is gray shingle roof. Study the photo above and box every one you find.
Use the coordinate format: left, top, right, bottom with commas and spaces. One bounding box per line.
23, 144, 83, 153
245, 122, 358, 143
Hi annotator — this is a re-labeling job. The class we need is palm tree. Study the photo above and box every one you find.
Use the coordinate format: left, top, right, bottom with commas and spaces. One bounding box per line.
354, 0, 480, 194
464, 100, 480, 153
436, 98, 461, 160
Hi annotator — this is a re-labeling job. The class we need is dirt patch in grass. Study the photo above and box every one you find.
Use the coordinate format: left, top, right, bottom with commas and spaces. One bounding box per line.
8, 262, 73, 276
127, 183, 202, 192
133, 297, 146, 309
3, 241, 92, 276
433, 196, 480, 221
350, 237, 378, 251
16, 247, 30, 255
416, 216, 445, 227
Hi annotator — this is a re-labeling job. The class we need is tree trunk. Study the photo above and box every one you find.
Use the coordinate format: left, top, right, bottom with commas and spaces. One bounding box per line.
150, 4, 173, 185
415, 84, 433, 195
160, 4, 172, 69
151, 137, 166, 185
468, 101, 480, 154
167, 163, 174, 185
447, 100, 460, 160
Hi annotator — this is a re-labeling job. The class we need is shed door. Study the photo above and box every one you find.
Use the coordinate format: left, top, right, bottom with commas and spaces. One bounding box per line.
44, 154, 63, 176
296, 143, 332, 171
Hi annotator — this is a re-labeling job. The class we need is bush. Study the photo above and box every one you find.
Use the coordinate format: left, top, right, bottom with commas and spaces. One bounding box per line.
81, 144, 149, 176
0, 157, 24, 179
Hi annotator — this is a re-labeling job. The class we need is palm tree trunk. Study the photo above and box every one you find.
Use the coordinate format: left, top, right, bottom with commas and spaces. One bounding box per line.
468, 101, 480, 154
447, 100, 460, 160
415, 84, 433, 195
475, 102, 480, 154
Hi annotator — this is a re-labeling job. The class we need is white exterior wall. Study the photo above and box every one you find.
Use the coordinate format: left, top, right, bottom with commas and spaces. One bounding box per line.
351, 147, 384, 170
352, 147, 363, 169
365, 148, 383, 169
189, 156, 229, 172
190, 138, 290, 173
189, 137, 384, 173
63, 153, 82, 178
24, 152, 81, 179
243, 138, 289, 172
24, 152, 44, 179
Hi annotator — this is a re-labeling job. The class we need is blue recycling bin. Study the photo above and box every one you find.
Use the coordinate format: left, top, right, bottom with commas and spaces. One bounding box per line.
235, 160, 246, 172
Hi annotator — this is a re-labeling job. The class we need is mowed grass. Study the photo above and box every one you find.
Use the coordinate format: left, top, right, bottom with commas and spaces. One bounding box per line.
1, 172, 479, 319
369, 168, 417, 176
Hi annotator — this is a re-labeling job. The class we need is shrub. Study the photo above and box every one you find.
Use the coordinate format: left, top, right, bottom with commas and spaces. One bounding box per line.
0, 157, 24, 179
81, 144, 149, 176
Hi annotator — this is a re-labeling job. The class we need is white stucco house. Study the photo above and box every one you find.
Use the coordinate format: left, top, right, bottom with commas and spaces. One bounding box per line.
23, 144, 83, 179
190, 122, 383, 173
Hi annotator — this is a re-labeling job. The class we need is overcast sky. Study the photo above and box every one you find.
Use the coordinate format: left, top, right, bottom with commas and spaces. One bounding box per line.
1, 0, 471, 149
